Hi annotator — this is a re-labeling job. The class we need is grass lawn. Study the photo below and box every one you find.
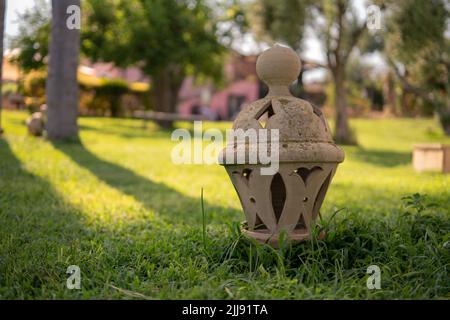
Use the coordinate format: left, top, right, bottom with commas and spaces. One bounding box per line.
0, 110, 449, 299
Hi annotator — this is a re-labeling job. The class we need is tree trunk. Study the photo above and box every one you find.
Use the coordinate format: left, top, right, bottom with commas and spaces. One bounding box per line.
151, 65, 184, 129
109, 94, 121, 117
385, 72, 397, 115
0, 0, 6, 134
46, 0, 80, 140
442, 120, 450, 136
436, 105, 450, 136
333, 65, 355, 145
400, 89, 415, 116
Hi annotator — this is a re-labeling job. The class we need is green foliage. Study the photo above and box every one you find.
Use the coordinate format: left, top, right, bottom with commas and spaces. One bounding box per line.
22, 70, 47, 98
97, 78, 129, 95
388, 0, 447, 62
1, 111, 450, 299
1, 83, 18, 95
80, 0, 118, 63
250, 0, 309, 51
383, 0, 450, 132
345, 60, 384, 113
22, 70, 47, 113
248, 0, 312, 98
311, 0, 368, 69
80, 0, 227, 121
11, 0, 225, 87
92, 79, 129, 117
401, 193, 438, 214
82, 0, 225, 81
8, 0, 50, 72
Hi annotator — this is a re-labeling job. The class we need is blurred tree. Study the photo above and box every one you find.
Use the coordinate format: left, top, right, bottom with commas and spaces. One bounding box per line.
250, 0, 309, 51
312, 0, 368, 144
0, 0, 5, 134
345, 58, 384, 115
46, 0, 80, 140
250, 0, 367, 144
383, 0, 450, 134
22, 70, 47, 113
94, 79, 129, 117
249, 0, 311, 97
9, 0, 51, 72
82, 0, 225, 128
11, 0, 226, 128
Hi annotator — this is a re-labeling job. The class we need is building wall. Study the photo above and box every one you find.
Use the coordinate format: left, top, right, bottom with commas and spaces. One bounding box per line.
178, 78, 259, 120
178, 52, 260, 120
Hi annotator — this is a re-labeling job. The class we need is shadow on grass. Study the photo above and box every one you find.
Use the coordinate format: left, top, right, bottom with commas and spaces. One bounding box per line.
2, 138, 449, 299
349, 147, 411, 167
1, 137, 217, 298
52, 140, 237, 225
0, 138, 89, 297
77, 123, 172, 139
0, 137, 236, 298
0, 139, 84, 231
78, 121, 230, 140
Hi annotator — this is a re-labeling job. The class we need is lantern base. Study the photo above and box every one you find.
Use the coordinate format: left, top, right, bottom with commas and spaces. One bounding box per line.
241, 222, 325, 248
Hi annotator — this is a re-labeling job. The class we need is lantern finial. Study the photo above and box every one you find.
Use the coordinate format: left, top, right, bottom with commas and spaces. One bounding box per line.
256, 44, 302, 96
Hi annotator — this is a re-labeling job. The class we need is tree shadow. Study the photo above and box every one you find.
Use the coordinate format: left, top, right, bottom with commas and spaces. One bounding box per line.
52, 140, 237, 225
77, 123, 172, 139
0, 138, 91, 297
0, 138, 215, 298
349, 147, 411, 167
0, 137, 238, 298
78, 122, 230, 140
0, 139, 86, 232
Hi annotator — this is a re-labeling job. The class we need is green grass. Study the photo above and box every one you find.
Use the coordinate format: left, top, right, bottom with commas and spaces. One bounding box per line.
0, 110, 449, 299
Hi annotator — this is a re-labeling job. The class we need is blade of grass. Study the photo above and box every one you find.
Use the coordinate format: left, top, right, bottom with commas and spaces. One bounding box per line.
201, 187, 206, 251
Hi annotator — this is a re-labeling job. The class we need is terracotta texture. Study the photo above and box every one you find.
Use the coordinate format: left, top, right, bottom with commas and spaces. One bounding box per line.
219, 45, 344, 246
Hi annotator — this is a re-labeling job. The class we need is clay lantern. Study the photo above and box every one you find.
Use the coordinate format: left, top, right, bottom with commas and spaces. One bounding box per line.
219, 45, 344, 246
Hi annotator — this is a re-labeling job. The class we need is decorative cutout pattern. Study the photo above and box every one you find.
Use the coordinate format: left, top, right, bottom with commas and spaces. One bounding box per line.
312, 171, 333, 220
295, 166, 323, 184
270, 173, 286, 222
296, 215, 306, 230
255, 101, 275, 128
226, 163, 337, 234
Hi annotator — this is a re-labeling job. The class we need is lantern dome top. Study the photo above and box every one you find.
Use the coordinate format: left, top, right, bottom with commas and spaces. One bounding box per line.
222, 45, 344, 163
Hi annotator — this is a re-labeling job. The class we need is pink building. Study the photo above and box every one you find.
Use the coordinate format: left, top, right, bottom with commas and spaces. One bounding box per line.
178, 53, 264, 120
80, 60, 150, 83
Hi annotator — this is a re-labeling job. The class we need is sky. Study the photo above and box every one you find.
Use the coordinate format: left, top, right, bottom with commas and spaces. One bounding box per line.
5, 0, 36, 40
5, 0, 386, 83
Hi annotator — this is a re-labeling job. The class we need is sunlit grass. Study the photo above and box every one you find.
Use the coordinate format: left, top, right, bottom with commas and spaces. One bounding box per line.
0, 110, 449, 299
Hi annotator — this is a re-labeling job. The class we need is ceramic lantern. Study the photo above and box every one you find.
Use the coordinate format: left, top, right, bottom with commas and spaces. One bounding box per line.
219, 45, 344, 246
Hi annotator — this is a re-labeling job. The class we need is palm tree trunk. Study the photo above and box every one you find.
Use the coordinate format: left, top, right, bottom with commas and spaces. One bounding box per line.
46, 0, 80, 140
0, 0, 6, 135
